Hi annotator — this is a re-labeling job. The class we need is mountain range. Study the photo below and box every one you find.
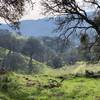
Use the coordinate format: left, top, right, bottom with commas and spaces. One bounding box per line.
0, 11, 94, 37
0, 18, 58, 37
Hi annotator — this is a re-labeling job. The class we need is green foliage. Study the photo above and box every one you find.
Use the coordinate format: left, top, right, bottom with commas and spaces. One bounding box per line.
27, 59, 47, 74
0, 29, 100, 73
0, 64, 99, 100
80, 33, 89, 47
4, 53, 27, 71
22, 37, 44, 56
0, 47, 49, 74
47, 56, 64, 68
91, 36, 100, 61
0, 32, 17, 52
0, 93, 10, 100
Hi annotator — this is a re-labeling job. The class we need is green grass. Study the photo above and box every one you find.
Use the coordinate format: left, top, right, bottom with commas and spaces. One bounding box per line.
43, 61, 100, 77
0, 64, 100, 100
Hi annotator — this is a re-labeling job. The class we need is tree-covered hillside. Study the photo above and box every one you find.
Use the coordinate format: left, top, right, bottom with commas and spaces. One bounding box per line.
0, 0, 100, 100
0, 30, 100, 100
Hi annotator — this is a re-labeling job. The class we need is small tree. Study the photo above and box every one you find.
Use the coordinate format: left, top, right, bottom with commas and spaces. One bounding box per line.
48, 56, 64, 68
22, 37, 44, 72
92, 36, 100, 61
4, 53, 27, 72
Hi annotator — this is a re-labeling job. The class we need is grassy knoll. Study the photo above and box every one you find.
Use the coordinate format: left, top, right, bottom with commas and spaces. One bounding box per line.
0, 63, 100, 100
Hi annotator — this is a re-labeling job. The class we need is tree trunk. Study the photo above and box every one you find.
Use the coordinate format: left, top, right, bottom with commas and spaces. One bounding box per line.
28, 55, 33, 73
95, 26, 100, 36
2, 50, 11, 68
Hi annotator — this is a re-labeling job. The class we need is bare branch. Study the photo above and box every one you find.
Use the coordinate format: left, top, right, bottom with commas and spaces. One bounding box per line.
0, 0, 34, 30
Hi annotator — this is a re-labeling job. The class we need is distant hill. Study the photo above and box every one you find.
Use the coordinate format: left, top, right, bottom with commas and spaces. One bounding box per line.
0, 18, 82, 45
0, 11, 94, 37
0, 18, 58, 37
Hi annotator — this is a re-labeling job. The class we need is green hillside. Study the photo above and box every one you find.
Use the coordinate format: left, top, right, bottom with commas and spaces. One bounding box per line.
0, 47, 49, 74
0, 70, 100, 100
0, 62, 100, 100
0, 38, 100, 100
0, 0, 100, 99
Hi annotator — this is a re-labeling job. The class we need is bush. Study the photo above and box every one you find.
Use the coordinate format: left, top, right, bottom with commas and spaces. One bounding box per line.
47, 56, 64, 69
4, 53, 27, 72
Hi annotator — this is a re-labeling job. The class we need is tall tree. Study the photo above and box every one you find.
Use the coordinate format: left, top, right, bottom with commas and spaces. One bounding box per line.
92, 35, 100, 61
0, 32, 19, 53
42, 0, 100, 46
22, 37, 44, 72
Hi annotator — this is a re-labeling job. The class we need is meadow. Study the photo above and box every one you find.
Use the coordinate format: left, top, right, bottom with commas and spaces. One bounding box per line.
0, 62, 100, 100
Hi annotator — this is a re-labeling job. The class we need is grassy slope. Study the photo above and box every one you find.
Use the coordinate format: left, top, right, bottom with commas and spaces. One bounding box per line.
0, 47, 49, 74
44, 62, 100, 77
0, 63, 100, 100
0, 48, 100, 100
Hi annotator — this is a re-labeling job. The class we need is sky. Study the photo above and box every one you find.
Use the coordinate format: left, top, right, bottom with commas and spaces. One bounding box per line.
0, 0, 95, 23
21, 0, 91, 20
21, 0, 44, 20
0, 0, 43, 23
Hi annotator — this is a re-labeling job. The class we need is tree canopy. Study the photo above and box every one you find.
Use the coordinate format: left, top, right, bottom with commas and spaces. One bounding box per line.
42, 0, 100, 47
0, 0, 33, 29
